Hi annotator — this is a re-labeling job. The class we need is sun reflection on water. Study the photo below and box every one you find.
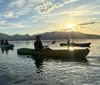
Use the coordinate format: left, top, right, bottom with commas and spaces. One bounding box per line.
69, 46, 74, 51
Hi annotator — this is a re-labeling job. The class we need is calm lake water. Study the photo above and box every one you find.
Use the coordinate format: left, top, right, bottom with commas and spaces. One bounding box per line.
0, 39, 100, 85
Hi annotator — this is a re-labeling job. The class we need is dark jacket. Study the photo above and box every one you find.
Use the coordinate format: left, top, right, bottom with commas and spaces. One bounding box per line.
34, 41, 43, 51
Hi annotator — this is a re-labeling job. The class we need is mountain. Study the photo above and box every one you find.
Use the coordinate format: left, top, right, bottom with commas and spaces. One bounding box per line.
32, 31, 100, 40
0, 33, 32, 40
0, 31, 100, 40
0, 33, 9, 39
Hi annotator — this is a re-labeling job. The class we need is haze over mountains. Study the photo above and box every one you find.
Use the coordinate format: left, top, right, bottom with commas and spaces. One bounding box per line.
0, 31, 100, 40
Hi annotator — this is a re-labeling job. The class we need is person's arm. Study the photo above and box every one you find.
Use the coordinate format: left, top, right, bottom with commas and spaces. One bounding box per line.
7, 41, 9, 45
34, 42, 38, 50
40, 41, 44, 49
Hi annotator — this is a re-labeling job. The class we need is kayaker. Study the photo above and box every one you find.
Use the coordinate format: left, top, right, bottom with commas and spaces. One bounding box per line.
34, 35, 52, 52
34, 35, 43, 51
1, 39, 4, 45
4, 40, 9, 45
67, 39, 70, 45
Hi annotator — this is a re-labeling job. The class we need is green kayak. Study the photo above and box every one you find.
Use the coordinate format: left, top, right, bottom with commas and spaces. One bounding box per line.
17, 48, 90, 60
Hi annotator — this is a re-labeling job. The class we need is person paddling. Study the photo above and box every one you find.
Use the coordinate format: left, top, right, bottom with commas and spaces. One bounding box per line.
1, 39, 4, 45
34, 35, 43, 52
34, 35, 44, 73
4, 40, 9, 45
34, 35, 52, 52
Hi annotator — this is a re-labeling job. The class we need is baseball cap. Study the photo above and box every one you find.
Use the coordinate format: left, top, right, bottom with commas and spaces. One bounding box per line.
36, 35, 41, 39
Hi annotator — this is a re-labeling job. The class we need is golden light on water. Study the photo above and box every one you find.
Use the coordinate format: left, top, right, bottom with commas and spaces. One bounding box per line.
69, 46, 74, 51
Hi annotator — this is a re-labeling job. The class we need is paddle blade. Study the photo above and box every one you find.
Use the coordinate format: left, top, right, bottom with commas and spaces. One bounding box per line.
52, 41, 56, 44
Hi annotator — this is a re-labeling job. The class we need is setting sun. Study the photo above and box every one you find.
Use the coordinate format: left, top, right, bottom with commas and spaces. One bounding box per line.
65, 24, 76, 31
66, 24, 73, 28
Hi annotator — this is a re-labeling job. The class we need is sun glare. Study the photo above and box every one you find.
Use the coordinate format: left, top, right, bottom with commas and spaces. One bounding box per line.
65, 24, 76, 31
69, 46, 74, 51
66, 24, 73, 28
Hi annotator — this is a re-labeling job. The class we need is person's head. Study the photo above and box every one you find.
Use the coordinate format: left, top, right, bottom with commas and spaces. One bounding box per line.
36, 35, 41, 41
1, 39, 4, 41
5, 40, 8, 42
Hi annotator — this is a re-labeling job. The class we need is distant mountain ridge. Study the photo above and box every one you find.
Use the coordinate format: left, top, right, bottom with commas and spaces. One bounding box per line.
0, 31, 100, 40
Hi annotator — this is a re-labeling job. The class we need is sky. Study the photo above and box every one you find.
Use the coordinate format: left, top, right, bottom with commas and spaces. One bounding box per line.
0, 0, 100, 35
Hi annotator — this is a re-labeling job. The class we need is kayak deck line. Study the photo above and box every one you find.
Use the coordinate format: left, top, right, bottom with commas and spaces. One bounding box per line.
60, 42, 91, 47
0, 44, 14, 48
17, 48, 90, 60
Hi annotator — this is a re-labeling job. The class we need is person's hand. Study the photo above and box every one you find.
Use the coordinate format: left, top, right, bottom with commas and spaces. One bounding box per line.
43, 46, 48, 48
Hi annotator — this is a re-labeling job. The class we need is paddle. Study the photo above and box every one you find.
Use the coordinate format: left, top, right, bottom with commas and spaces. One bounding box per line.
43, 40, 56, 48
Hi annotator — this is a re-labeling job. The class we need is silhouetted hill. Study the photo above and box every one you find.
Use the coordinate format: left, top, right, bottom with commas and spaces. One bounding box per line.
32, 31, 100, 40
0, 31, 100, 40
0, 33, 9, 39
0, 33, 32, 40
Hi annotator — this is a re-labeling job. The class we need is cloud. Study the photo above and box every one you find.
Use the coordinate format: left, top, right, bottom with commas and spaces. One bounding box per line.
9, 0, 79, 16
33, 4, 93, 17
10, 0, 25, 7
9, 0, 43, 8
66, 5, 93, 16
0, 20, 6, 24
32, 20, 37, 23
0, 20, 26, 29
79, 22, 99, 26
41, 3, 100, 17
34, 0, 79, 14
9, 0, 79, 15
0, 0, 4, 3
3, 9, 30, 19
77, 20, 100, 35
3, 11, 19, 18
7, 0, 100, 17
34, 0, 53, 14
54, 0, 78, 8
15, 10, 29, 16
37, 10, 90, 18
68, 2, 100, 16
8, 22, 25, 28
8, 0, 43, 17
0, 20, 8, 29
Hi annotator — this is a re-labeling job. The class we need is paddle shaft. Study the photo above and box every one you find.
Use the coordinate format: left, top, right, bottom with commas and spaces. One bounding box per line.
44, 41, 55, 47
